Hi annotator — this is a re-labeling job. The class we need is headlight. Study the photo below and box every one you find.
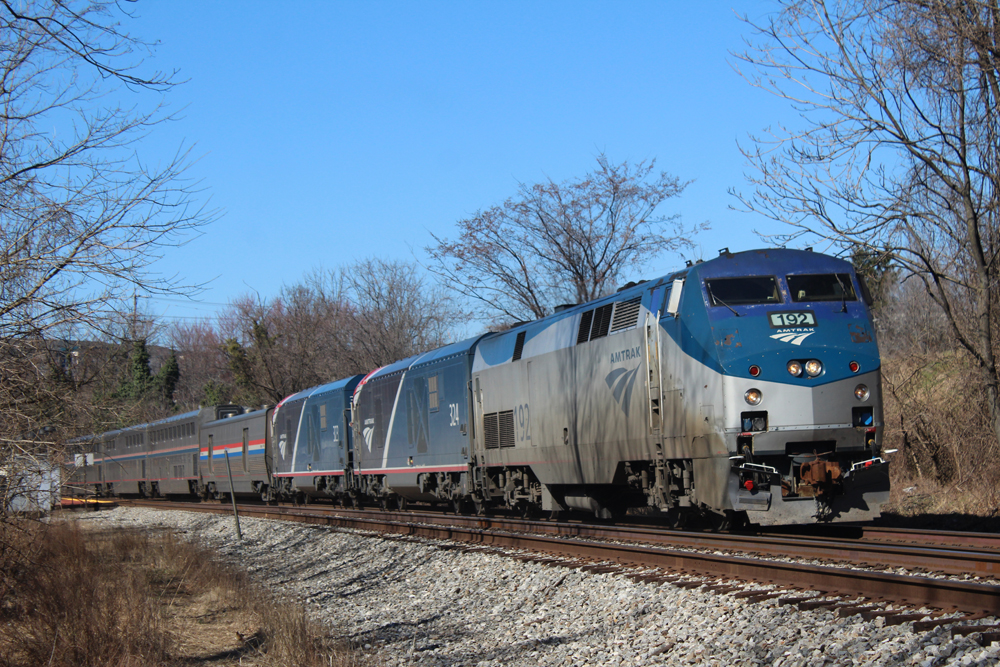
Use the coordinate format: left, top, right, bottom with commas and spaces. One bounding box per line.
745, 388, 762, 405
787, 360, 803, 377
804, 359, 823, 377
854, 384, 870, 401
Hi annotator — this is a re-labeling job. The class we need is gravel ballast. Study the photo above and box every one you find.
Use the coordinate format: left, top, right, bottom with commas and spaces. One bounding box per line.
74, 507, 1000, 666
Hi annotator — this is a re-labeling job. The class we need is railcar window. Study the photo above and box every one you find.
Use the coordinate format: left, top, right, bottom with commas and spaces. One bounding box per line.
786, 273, 857, 302
705, 276, 781, 306
428, 375, 439, 412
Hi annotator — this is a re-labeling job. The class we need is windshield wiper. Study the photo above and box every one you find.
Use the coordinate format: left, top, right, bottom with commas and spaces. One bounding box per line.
707, 285, 740, 317
834, 274, 848, 313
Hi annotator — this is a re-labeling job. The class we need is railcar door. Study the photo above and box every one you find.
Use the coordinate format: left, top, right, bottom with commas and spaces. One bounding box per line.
470, 376, 488, 499
646, 280, 688, 449
343, 409, 353, 469
645, 284, 668, 434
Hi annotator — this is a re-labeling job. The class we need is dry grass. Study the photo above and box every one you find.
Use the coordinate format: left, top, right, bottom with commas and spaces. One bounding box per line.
882, 350, 1000, 518
0, 520, 373, 667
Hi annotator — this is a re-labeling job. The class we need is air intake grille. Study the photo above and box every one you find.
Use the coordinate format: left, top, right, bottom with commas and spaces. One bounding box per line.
590, 304, 614, 340
483, 410, 516, 449
512, 331, 526, 361
484, 412, 499, 449
610, 296, 641, 332
577, 310, 594, 344
498, 410, 515, 448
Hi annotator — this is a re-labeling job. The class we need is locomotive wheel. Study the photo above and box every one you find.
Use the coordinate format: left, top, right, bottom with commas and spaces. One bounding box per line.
396, 496, 407, 510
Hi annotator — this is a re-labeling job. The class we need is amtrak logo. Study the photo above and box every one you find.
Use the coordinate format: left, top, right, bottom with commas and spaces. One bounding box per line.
770, 329, 814, 346
605, 366, 640, 417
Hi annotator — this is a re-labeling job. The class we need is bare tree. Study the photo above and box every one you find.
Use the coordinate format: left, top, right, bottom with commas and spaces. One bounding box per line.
335, 257, 461, 369
169, 320, 232, 408
733, 0, 1000, 452
0, 0, 214, 517
427, 154, 704, 324
217, 259, 461, 405
217, 290, 345, 406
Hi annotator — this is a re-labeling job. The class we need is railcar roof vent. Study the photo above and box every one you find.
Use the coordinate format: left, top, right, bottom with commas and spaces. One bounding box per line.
553, 303, 576, 313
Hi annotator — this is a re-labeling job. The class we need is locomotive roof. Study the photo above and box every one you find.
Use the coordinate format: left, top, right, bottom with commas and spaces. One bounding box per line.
288, 374, 365, 402
691, 248, 852, 279
364, 352, 423, 381
410, 334, 492, 369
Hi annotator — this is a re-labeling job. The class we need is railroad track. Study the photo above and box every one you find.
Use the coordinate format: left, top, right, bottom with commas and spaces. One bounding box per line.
104, 498, 1000, 640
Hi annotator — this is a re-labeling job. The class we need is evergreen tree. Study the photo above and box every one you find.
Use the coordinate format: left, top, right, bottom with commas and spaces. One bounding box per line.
155, 349, 180, 405
116, 339, 155, 401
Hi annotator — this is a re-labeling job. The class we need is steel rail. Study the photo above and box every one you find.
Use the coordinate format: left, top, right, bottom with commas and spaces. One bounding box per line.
118, 500, 1000, 577
255, 505, 1000, 576
123, 500, 1000, 615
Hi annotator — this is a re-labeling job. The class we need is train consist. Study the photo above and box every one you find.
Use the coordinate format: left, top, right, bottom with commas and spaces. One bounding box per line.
67, 248, 889, 526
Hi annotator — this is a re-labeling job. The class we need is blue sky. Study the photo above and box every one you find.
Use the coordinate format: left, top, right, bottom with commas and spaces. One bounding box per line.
126, 1, 789, 326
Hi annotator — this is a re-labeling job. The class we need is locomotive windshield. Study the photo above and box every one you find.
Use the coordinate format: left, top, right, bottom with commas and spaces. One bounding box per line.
786, 273, 857, 302
704, 276, 781, 306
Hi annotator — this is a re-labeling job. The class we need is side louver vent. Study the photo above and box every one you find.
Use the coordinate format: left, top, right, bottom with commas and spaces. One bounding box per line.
578, 300, 636, 344
484, 412, 499, 449
512, 331, 526, 361
498, 410, 515, 448
590, 303, 614, 340
577, 310, 594, 344
610, 296, 641, 333
483, 410, 516, 449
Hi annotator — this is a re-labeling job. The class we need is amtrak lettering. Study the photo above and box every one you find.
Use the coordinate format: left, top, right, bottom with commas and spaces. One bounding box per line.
610, 346, 641, 364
